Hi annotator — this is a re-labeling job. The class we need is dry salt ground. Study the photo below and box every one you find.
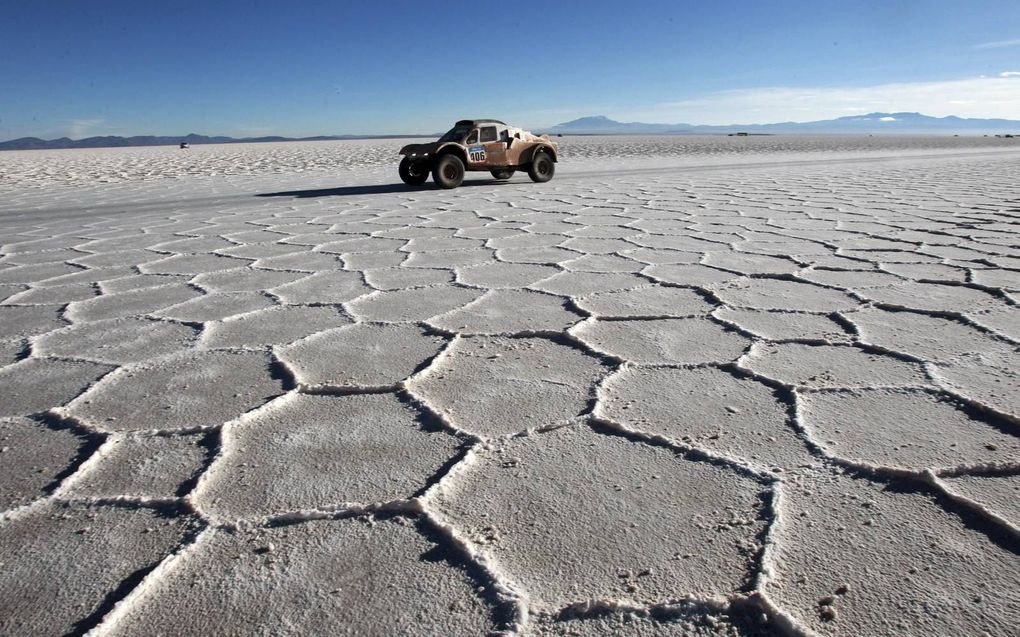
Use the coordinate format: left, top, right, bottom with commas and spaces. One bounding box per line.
1, 135, 1019, 636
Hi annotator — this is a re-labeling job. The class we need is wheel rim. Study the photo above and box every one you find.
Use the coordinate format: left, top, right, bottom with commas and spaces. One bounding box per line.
538, 159, 550, 175
444, 165, 457, 180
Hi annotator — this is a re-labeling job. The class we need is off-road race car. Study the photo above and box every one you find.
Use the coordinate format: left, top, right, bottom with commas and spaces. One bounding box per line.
398, 119, 558, 189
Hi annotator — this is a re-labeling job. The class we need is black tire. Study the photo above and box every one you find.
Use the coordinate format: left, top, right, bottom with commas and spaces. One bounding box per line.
399, 157, 428, 185
432, 154, 465, 189
528, 151, 554, 183
490, 169, 515, 180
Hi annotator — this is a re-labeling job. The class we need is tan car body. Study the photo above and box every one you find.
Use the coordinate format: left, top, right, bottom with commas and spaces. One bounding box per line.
399, 119, 558, 172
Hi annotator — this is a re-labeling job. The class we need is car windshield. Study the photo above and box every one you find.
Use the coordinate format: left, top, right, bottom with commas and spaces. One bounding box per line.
437, 125, 471, 143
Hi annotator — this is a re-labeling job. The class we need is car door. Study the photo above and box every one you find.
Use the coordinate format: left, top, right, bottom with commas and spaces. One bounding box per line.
480, 125, 508, 167
465, 128, 488, 167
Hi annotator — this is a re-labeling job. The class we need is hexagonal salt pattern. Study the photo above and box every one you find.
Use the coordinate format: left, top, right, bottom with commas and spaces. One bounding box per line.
62, 351, 285, 432
104, 517, 502, 635
62, 431, 214, 499
797, 388, 1020, 473
711, 278, 859, 312
194, 393, 463, 520
199, 305, 351, 348
0, 304, 66, 339
426, 425, 769, 611
3, 137, 1020, 635
406, 336, 609, 437
573, 317, 750, 364
427, 289, 583, 334
34, 317, 200, 364
0, 358, 115, 418
65, 283, 203, 322
742, 343, 928, 389
597, 366, 814, 472
714, 307, 852, 342
763, 470, 1020, 636
574, 285, 716, 318
277, 323, 446, 389
0, 503, 201, 636
0, 417, 90, 510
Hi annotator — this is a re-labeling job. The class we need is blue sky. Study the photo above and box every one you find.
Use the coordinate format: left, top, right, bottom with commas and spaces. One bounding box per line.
2, 0, 1019, 139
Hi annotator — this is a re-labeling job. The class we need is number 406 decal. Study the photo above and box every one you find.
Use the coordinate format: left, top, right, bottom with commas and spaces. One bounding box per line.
468, 145, 486, 163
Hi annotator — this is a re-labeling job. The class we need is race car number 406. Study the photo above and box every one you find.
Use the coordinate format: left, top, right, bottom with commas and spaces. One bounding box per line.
468, 145, 486, 163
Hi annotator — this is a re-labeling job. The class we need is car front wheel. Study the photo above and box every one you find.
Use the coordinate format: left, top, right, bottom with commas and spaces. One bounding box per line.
528, 152, 554, 183
432, 154, 465, 189
399, 157, 428, 185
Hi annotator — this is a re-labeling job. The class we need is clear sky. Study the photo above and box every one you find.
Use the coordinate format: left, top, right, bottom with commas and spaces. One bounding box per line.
2, 0, 1019, 139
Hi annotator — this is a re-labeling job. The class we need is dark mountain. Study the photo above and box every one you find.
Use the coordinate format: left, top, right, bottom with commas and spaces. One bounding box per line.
547, 113, 1020, 135
0, 132, 431, 151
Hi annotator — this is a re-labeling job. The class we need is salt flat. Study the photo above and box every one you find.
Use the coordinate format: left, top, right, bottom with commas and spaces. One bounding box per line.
1, 136, 1019, 636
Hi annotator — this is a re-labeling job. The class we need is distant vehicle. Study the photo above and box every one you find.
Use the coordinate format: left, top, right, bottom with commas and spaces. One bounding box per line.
179, 142, 190, 149
398, 119, 558, 188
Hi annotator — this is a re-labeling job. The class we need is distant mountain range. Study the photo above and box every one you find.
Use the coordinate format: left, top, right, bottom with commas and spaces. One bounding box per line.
0, 132, 431, 151
545, 113, 1020, 135
4, 112, 1018, 150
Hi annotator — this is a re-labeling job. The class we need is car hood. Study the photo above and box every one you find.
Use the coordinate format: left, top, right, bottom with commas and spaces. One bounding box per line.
399, 141, 442, 155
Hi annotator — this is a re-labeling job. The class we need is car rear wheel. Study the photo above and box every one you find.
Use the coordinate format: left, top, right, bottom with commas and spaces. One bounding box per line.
490, 169, 515, 180
399, 157, 428, 185
528, 151, 554, 183
432, 154, 465, 189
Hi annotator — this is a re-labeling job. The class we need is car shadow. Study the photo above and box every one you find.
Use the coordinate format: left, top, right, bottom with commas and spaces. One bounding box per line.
256, 180, 510, 199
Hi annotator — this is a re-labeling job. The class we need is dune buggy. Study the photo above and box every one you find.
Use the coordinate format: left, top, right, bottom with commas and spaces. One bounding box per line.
398, 119, 558, 189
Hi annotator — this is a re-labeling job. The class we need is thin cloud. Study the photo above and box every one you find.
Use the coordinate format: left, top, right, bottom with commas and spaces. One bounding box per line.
974, 38, 1020, 49
1002, 71, 1020, 77
66, 118, 106, 139
627, 76, 1020, 125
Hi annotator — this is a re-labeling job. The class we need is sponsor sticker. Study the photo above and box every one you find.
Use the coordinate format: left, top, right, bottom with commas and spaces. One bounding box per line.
468, 145, 486, 163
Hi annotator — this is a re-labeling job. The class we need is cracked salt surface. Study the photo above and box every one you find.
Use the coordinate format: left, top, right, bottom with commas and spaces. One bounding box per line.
798, 388, 1020, 473
526, 602, 773, 636
575, 285, 715, 318
764, 469, 1020, 636
940, 473, 1020, 528
64, 431, 213, 499
347, 285, 483, 322
0, 417, 89, 509
195, 393, 462, 520
0, 357, 115, 418
0, 303, 66, 339
0, 503, 200, 637
407, 336, 608, 437
598, 366, 813, 473
712, 278, 860, 312
575, 317, 750, 364
63, 350, 285, 432
428, 289, 583, 334
65, 283, 203, 322
713, 308, 850, 342
105, 517, 500, 635
278, 323, 446, 389
427, 424, 769, 611
2, 137, 1020, 635
35, 317, 200, 364
742, 342, 929, 389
